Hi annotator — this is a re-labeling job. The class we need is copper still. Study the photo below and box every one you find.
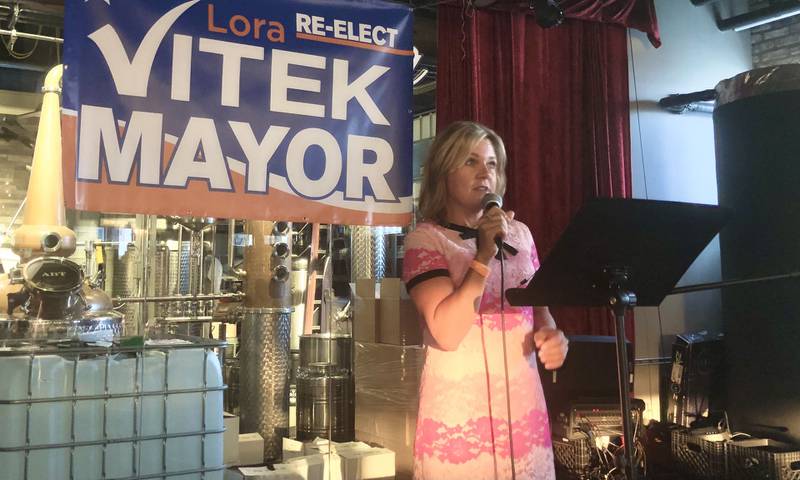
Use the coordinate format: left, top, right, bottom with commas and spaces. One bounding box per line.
0, 65, 122, 340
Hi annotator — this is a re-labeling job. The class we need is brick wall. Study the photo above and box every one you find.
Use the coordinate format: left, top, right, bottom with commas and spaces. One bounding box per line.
749, 0, 800, 67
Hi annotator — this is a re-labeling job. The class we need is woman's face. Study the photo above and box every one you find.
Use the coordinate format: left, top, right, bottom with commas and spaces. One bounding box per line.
445, 139, 498, 215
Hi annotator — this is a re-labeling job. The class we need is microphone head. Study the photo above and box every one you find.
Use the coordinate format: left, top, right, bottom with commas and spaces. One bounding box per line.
481, 192, 503, 211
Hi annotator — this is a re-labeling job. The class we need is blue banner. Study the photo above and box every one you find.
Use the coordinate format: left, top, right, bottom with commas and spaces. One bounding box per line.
63, 0, 413, 225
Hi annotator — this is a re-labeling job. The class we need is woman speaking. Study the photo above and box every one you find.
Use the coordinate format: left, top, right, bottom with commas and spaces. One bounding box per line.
402, 121, 569, 479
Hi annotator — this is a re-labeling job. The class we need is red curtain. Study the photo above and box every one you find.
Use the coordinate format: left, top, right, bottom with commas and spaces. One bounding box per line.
561, 0, 661, 47
436, 5, 634, 339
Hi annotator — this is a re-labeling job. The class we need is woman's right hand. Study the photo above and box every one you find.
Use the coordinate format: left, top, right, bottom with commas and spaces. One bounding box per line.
475, 207, 514, 264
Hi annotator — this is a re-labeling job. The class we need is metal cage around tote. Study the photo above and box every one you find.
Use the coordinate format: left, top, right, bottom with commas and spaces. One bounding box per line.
0, 335, 227, 480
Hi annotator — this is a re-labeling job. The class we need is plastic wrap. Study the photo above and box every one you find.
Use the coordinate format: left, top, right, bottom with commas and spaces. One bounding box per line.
354, 341, 424, 478
0, 311, 123, 342
716, 64, 800, 107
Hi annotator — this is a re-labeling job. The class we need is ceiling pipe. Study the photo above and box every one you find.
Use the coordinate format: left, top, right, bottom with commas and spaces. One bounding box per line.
718, 1, 800, 31
0, 3, 63, 28
658, 89, 716, 114
0, 27, 62, 44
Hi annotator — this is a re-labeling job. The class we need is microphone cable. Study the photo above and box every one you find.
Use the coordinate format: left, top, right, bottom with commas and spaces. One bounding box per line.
499, 242, 517, 479
480, 193, 516, 478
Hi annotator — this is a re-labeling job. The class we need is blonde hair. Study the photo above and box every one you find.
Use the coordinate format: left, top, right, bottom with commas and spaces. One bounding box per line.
418, 121, 507, 223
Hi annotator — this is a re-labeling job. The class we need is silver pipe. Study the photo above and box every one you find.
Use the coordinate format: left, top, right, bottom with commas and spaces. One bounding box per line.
0, 28, 63, 44
113, 293, 243, 303
199, 228, 205, 294
189, 229, 202, 295
80, 241, 121, 246
138, 215, 151, 334
227, 219, 235, 267
634, 356, 672, 366
210, 222, 217, 275
3, 196, 26, 238
0, 429, 226, 451
154, 316, 214, 323
718, 3, 800, 31
0, 386, 226, 405
177, 224, 184, 293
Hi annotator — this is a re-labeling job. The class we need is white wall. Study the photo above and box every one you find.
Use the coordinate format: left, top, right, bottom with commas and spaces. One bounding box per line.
627, 0, 752, 421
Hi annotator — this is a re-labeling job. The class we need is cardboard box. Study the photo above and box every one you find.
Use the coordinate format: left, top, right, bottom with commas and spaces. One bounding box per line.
239, 432, 264, 466
355, 430, 413, 480
285, 453, 343, 480
258, 442, 395, 480
353, 297, 378, 343
239, 464, 304, 478
304, 440, 371, 456
282, 437, 304, 460
378, 298, 421, 345
339, 447, 395, 480
355, 278, 378, 298
299, 441, 393, 480
379, 278, 408, 299
223, 413, 240, 466
354, 279, 379, 344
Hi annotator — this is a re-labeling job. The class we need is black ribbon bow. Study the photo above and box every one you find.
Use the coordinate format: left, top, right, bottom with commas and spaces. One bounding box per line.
443, 223, 518, 259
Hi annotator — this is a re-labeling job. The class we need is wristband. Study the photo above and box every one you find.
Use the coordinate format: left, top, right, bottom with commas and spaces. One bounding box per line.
469, 260, 490, 278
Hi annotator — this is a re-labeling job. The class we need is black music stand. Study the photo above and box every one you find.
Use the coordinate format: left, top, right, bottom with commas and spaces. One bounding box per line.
507, 198, 728, 480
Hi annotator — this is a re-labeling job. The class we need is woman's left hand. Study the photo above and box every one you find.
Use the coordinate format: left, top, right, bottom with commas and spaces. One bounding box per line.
534, 327, 569, 370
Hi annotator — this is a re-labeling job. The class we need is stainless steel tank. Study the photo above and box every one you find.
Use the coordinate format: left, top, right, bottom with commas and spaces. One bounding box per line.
297, 333, 354, 442
299, 333, 352, 371
238, 307, 292, 462
168, 248, 180, 297
350, 226, 374, 280
153, 243, 171, 318
372, 228, 387, 280
296, 362, 354, 442
178, 240, 191, 294
112, 243, 139, 334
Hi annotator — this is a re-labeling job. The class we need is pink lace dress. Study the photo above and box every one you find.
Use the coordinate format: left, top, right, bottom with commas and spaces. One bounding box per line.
402, 221, 555, 480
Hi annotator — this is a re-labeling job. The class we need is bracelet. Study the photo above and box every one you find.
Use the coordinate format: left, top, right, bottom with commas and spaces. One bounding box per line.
469, 260, 490, 278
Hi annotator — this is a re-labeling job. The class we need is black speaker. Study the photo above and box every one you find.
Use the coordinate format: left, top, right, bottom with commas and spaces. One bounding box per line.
715, 66, 800, 443
666, 331, 724, 428
539, 335, 634, 418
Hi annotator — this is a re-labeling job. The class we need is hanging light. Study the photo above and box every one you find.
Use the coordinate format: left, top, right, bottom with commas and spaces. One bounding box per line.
531, 0, 564, 28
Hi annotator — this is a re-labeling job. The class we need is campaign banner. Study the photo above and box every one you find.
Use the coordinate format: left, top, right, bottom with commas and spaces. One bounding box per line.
62, 0, 413, 225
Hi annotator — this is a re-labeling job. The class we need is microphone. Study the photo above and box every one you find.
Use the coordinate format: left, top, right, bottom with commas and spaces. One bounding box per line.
481, 192, 503, 212
480, 193, 504, 250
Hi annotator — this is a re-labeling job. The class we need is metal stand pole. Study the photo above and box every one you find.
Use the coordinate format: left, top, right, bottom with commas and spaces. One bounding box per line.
607, 267, 638, 480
